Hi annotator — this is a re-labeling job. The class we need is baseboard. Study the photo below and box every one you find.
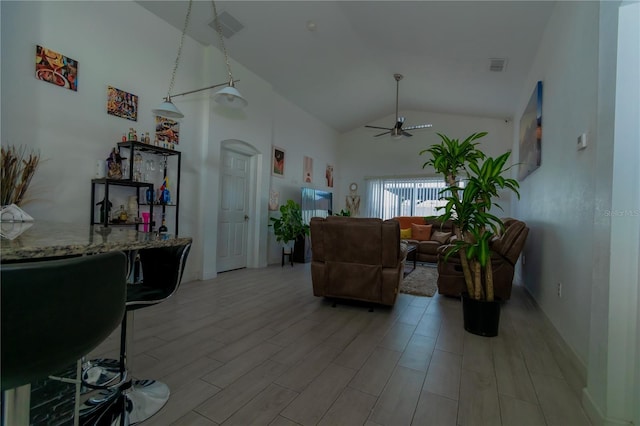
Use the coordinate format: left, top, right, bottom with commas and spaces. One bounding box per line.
522, 286, 636, 426
583, 387, 636, 426
521, 285, 588, 384
582, 388, 606, 426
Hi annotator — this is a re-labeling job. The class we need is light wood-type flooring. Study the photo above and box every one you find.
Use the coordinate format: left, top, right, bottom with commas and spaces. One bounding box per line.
90, 264, 592, 426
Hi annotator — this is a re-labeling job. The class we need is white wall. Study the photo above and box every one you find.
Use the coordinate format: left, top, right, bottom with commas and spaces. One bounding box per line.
338, 110, 514, 217
597, 2, 639, 424
0, 1, 339, 278
512, 0, 599, 368
513, 1, 640, 425
1, 1, 206, 282
266, 95, 339, 265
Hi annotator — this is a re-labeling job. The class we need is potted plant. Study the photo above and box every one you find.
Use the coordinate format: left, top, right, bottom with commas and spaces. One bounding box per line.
420, 132, 520, 336
269, 199, 310, 256
1, 145, 40, 207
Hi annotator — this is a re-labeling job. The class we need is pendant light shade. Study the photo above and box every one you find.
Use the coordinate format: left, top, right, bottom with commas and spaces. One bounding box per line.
152, 98, 185, 119
214, 85, 248, 109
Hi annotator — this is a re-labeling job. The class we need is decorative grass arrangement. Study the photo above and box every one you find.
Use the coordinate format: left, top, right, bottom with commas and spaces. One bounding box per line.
1, 145, 40, 206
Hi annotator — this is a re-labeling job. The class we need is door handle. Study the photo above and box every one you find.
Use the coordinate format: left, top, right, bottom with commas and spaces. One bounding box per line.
244, 215, 249, 221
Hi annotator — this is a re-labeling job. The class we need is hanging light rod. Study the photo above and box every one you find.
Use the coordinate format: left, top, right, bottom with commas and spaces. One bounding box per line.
170, 80, 239, 99
152, 0, 248, 119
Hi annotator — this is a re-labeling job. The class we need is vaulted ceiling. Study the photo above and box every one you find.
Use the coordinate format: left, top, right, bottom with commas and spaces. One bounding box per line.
138, 1, 556, 133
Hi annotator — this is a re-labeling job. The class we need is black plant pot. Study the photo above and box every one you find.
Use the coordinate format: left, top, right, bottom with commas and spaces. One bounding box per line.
461, 293, 501, 337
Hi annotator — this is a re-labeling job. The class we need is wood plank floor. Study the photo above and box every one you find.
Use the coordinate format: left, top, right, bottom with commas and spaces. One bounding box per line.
90, 264, 592, 426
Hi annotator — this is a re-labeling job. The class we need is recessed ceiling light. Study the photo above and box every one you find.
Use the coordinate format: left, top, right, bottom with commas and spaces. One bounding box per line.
306, 20, 317, 31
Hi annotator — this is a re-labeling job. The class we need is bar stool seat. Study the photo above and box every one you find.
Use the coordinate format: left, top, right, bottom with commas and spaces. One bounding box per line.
1, 252, 127, 425
81, 243, 191, 425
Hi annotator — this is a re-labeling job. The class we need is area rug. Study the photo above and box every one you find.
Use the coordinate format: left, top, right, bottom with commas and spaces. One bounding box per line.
400, 265, 438, 297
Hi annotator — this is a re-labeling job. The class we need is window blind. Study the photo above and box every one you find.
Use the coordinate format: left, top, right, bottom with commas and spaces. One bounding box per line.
366, 177, 455, 220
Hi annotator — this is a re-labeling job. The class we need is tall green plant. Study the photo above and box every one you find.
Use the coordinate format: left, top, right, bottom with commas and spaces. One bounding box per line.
269, 200, 310, 244
421, 133, 520, 301
419, 132, 486, 295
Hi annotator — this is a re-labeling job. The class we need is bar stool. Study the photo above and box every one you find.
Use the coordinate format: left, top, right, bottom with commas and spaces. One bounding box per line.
1, 252, 127, 425
81, 243, 191, 425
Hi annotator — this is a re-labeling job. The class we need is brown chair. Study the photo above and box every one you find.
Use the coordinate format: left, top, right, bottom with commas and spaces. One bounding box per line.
310, 216, 407, 306
436, 219, 529, 300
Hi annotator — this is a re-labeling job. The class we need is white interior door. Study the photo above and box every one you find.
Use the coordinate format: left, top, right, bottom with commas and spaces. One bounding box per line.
217, 149, 250, 272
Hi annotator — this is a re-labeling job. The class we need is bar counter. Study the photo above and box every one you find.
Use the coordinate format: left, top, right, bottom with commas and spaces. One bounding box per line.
1, 221, 192, 262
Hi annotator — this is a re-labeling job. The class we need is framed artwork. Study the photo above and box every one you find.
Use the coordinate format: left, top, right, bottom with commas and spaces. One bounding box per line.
107, 86, 138, 121
269, 190, 280, 211
272, 146, 285, 177
35, 45, 78, 91
326, 164, 334, 188
518, 81, 543, 180
155, 116, 180, 144
303, 156, 313, 183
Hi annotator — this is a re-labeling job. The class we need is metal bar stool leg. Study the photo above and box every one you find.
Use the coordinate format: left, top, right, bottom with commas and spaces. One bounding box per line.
2, 385, 31, 426
119, 311, 170, 425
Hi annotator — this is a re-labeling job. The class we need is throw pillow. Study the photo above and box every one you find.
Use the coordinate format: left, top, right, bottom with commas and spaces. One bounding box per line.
431, 230, 452, 244
400, 228, 412, 239
411, 223, 432, 241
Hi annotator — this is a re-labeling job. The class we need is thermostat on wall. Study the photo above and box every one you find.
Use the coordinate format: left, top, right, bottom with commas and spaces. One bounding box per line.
577, 133, 588, 150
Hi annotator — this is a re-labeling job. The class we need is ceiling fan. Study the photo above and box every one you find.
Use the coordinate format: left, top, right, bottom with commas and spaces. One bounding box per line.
365, 73, 433, 139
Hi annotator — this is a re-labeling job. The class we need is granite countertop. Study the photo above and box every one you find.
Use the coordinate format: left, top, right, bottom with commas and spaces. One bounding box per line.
1, 221, 192, 262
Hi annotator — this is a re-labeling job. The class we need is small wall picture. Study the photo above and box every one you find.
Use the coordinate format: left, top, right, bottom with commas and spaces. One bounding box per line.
272, 146, 285, 177
155, 116, 180, 144
269, 190, 280, 211
518, 81, 543, 180
326, 164, 334, 188
35, 45, 78, 91
304, 156, 313, 183
107, 86, 138, 121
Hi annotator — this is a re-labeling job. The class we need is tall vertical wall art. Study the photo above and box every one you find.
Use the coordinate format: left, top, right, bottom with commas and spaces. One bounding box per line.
518, 81, 543, 180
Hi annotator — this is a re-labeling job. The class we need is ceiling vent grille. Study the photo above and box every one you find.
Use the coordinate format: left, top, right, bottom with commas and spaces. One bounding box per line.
209, 11, 244, 39
489, 58, 507, 72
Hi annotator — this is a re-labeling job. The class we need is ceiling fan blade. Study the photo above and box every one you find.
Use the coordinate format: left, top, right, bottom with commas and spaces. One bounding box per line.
365, 125, 393, 131
402, 131, 413, 137
403, 124, 433, 131
374, 130, 391, 137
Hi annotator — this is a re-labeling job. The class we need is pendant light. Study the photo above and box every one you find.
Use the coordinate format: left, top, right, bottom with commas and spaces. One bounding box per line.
152, 0, 248, 119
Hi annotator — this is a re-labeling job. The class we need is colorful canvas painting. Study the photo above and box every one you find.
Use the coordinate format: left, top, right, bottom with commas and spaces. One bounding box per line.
272, 146, 285, 177
107, 86, 138, 121
155, 116, 180, 144
35, 45, 78, 91
518, 81, 543, 180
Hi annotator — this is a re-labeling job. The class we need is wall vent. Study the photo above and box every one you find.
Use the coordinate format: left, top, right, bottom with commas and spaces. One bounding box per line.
489, 58, 507, 72
209, 11, 244, 39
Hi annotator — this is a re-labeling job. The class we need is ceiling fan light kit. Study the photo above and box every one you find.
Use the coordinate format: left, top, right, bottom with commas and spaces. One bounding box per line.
153, 0, 248, 119
365, 73, 432, 139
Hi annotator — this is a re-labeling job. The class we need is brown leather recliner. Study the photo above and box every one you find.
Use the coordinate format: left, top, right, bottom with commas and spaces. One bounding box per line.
436, 218, 529, 300
310, 216, 407, 306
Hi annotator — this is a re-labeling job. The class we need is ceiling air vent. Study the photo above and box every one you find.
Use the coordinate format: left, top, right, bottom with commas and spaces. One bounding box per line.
209, 11, 244, 39
489, 58, 507, 72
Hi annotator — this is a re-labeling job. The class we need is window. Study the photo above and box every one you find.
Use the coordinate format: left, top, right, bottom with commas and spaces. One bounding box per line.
366, 176, 459, 220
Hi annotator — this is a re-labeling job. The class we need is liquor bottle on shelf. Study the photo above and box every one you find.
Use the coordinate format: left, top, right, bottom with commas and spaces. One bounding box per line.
158, 217, 168, 234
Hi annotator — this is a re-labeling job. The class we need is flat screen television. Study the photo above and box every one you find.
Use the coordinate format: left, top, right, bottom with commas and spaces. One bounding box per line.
301, 187, 333, 225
